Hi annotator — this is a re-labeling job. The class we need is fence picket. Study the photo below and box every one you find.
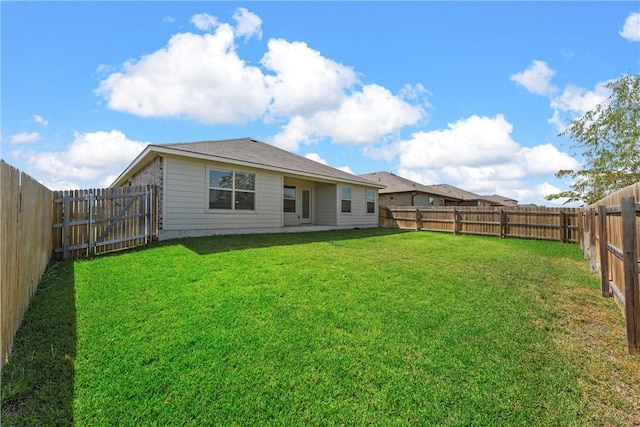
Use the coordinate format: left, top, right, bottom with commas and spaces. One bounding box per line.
52, 186, 155, 259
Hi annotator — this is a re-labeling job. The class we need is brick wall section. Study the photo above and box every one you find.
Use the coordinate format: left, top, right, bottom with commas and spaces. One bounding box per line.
129, 156, 164, 231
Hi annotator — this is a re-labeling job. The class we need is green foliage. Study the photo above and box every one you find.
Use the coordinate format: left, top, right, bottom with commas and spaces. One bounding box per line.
547, 73, 640, 205
1, 230, 633, 425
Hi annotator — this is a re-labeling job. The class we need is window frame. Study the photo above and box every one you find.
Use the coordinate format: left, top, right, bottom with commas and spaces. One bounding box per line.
208, 167, 256, 212
341, 185, 352, 214
366, 189, 376, 214
283, 185, 296, 213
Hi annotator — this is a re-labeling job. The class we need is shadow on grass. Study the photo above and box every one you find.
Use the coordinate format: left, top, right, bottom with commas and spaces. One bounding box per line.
175, 227, 410, 256
1, 261, 76, 426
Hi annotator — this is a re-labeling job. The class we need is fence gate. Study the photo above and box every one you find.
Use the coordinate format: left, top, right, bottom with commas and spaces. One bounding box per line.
52, 185, 155, 259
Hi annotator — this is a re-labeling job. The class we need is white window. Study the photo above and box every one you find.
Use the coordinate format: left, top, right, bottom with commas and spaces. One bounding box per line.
209, 168, 255, 210
366, 189, 376, 214
283, 185, 296, 212
341, 186, 352, 213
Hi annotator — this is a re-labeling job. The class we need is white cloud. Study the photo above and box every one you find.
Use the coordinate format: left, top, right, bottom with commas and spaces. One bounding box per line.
96, 26, 270, 125
304, 152, 353, 174
190, 13, 219, 31
517, 143, 580, 176
96, 8, 425, 155
620, 12, 640, 42
510, 60, 558, 96
396, 115, 519, 169
548, 80, 612, 131
514, 182, 578, 207
263, 39, 357, 117
304, 152, 328, 164
233, 7, 262, 40
337, 165, 354, 174
388, 114, 580, 205
272, 84, 424, 151
33, 115, 48, 126
22, 130, 147, 189
550, 81, 611, 116
10, 132, 41, 144
162, 16, 176, 24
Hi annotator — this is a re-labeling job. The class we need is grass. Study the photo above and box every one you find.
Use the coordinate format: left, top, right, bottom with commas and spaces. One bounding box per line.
2, 229, 639, 425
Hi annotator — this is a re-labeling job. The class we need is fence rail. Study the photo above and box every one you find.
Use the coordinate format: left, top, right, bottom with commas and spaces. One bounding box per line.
2, 159, 158, 365
1, 160, 53, 365
52, 186, 156, 260
581, 182, 640, 354
380, 205, 580, 243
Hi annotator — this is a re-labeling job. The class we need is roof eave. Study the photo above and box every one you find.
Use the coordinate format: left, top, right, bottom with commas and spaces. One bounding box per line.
110, 144, 155, 188
113, 145, 385, 189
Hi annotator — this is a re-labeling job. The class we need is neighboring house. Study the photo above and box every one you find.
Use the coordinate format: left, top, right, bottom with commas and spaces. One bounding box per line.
431, 184, 518, 207
481, 194, 519, 207
359, 171, 457, 206
112, 138, 384, 240
359, 172, 518, 207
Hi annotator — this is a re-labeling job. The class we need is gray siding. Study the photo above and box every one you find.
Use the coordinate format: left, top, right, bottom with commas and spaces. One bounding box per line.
282, 177, 316, 226
337, 185, 379, 228
161, 156, 282, 238
315, 183, 337, 225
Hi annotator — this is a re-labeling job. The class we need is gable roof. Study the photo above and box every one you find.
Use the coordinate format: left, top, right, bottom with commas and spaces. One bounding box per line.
480, 194, 519, 206
112, 138, 384, 188
358, 171, 455, 199
358, 172, 518, 206
430, 184, 518, 205
427, 183, 485, 201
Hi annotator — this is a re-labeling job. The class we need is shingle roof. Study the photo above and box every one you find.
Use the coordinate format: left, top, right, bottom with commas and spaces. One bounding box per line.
359, 171, 456, 199
113, 137, 382, 188
358, 172, 518, 205
427, 183, 484, 201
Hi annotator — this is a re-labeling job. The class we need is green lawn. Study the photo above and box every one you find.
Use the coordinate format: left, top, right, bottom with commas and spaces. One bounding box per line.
2, 229, 638, 426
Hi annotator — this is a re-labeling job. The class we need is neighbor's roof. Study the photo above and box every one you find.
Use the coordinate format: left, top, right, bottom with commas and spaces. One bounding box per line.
430, 184, 518, 205
481, 194, 518, 205
358, 171, 456, 199
428, 183, 485, 201
112, 138, 384, 188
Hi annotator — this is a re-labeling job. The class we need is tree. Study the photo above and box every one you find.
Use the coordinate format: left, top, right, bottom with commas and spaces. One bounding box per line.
546, 73, 640, 205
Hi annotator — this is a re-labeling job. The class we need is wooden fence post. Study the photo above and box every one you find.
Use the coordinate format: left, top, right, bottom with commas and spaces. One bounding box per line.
62, 193, 70, 260
560, 211, 566, 243
415, 208, 422, 231
597, 205, 611, 298
499, 210, 507, 238
454, 209, 460, 235
621, 196, 640, 354
589, 208, 598, 272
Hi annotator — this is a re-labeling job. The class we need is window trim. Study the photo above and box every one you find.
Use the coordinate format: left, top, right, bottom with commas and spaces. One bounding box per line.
340, 185, 352, 214
283, 185, 296, 213
207, 167, 256, 212
366, 189, 376, 214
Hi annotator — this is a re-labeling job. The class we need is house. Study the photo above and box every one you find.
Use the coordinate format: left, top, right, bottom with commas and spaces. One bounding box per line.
359, 171, 458, 206
111, 138, 385, 240
430, 184, 518, 207
359, 172, 518, 207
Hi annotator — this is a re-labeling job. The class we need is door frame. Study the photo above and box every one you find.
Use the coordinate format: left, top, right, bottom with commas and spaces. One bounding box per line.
300, 187, 312, 224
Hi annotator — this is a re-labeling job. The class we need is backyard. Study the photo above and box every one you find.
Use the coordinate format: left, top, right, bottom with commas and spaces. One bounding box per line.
1, 229, 638, 425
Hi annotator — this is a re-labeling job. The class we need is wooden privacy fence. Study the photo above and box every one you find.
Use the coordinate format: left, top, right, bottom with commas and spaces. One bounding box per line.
1, 160, 53, 365
52, 185, 156, 260
581, 182, 640, 354
380, 205, 580, 243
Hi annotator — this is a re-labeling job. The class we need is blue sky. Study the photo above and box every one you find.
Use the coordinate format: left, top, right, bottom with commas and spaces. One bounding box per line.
2, 2, 639, 205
